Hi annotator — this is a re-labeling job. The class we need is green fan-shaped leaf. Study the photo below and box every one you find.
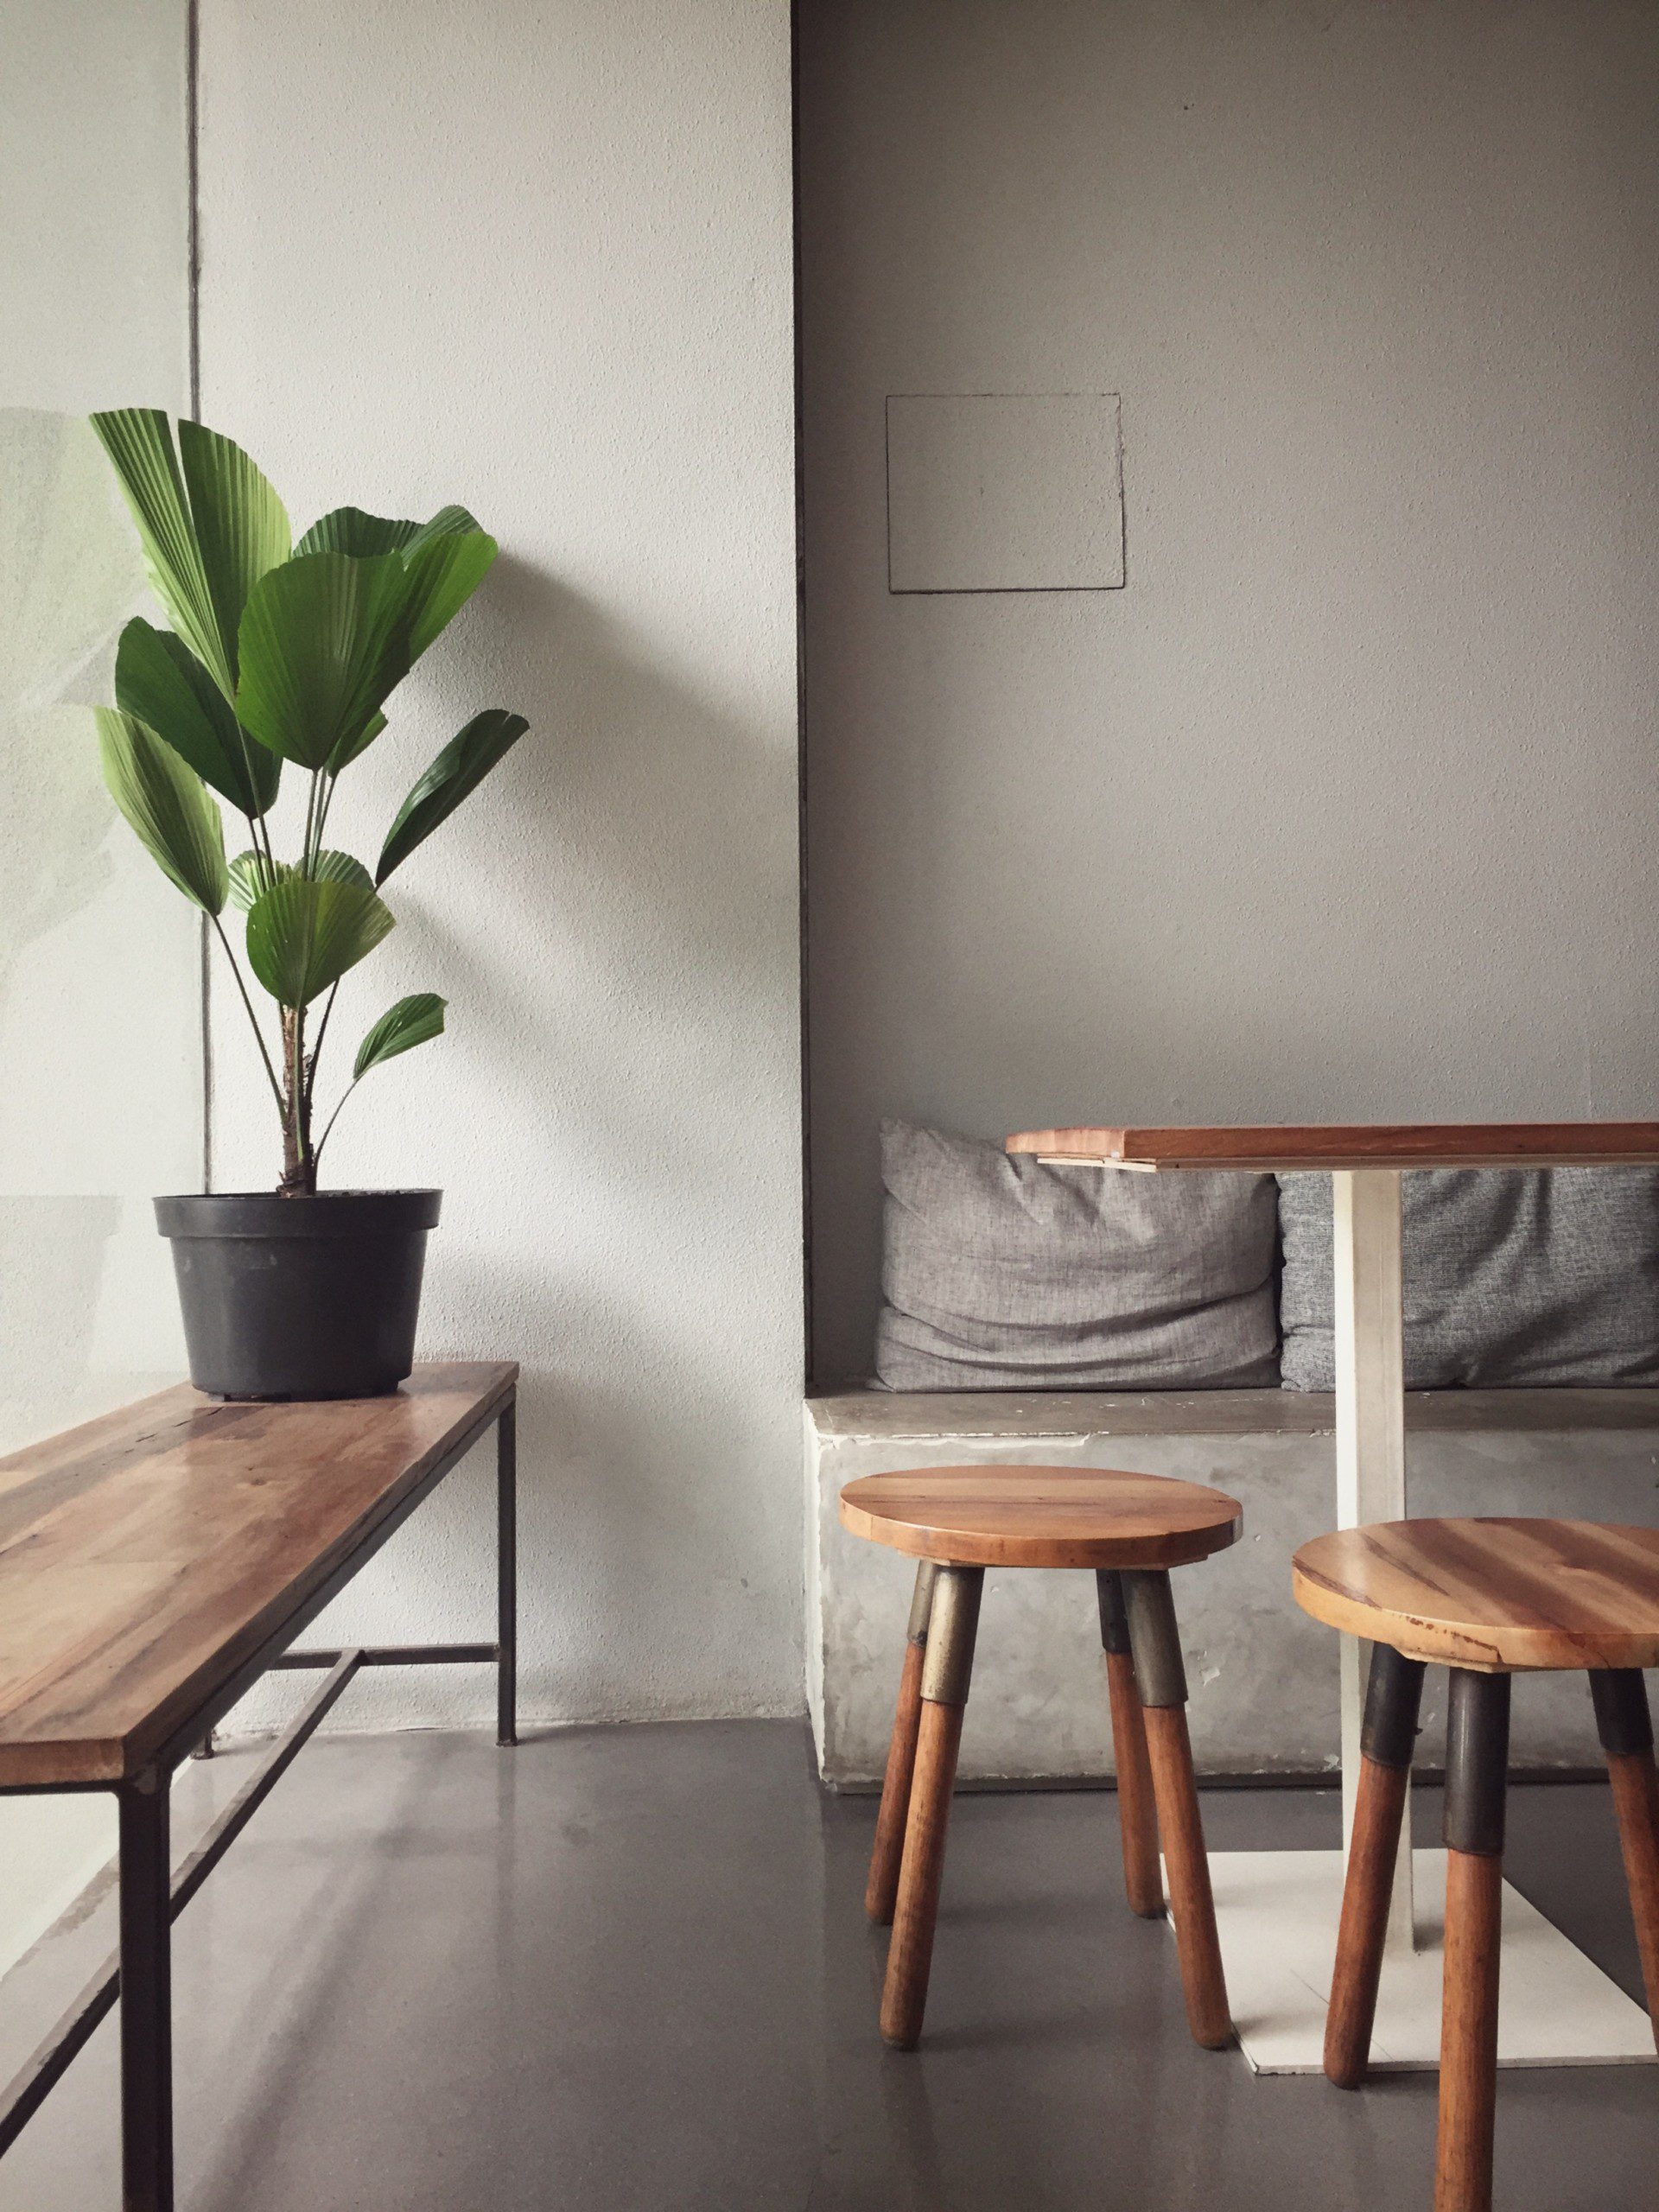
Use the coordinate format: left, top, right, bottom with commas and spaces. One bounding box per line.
327, 709, 388, 772
353, 992, 446, 1079
176, 420, 291, 685
115, 619, 280, 816
227, 847, 371, 913
309, 849, 376, 892
404, 505, 482, 550
295, 501, 481, 561
293, 506, 423, 559
91, 411, 289, 700
400, 525, 498, 660
292, 503, 496, 664
91, 410, 227, 692
96, 707, 227, 913
235, 551, 413, 769
244, 874, 394, 1007
228, 850, 283, 912
377, 709, 528, 882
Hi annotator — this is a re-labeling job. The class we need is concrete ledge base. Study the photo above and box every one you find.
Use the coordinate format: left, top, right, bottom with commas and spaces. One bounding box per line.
807, 1387, 1659, 1785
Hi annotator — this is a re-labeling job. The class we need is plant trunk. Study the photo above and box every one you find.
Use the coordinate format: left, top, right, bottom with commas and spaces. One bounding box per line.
278, 1008, 316, 1197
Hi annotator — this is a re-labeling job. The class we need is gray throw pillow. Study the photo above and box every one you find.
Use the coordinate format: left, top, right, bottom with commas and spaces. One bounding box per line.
874, 1121, 1281, 1390
1278, 1169, 1659, 1390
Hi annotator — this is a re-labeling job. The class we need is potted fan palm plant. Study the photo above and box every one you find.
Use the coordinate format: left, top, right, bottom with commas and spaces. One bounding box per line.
90, 410, 527, 1399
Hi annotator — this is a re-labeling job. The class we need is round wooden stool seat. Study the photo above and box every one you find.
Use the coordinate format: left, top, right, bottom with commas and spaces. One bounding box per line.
1294, 1516, 1659, 1673
839, 1465, 1242, 1570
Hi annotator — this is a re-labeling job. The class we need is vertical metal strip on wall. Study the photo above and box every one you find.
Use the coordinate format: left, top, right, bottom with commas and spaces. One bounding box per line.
186, 0, 213, 1193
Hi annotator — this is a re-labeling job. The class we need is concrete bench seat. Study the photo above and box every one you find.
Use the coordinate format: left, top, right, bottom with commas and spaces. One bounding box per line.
806, 1387, 1659, 1787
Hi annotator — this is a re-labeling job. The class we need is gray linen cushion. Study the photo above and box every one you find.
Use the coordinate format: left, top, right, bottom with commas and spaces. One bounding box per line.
1277, 1168, 1659, 1390
874, 1121, 1280, 1389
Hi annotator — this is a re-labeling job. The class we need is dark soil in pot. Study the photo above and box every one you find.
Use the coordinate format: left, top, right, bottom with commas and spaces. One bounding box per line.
155, 1190, 442, 1400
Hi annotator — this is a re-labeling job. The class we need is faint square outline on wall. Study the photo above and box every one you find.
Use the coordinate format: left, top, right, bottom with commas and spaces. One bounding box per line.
885, 391, 1126, 595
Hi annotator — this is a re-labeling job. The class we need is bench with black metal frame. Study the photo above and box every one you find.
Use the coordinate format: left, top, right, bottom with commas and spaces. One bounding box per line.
0, 1360, 518, 2212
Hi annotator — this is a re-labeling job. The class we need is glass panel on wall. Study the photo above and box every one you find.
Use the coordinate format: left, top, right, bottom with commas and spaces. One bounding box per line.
0, 0, 197, 1969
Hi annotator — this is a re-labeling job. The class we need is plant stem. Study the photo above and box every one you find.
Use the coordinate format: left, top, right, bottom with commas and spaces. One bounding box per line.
281, 1009, 302, 1190
296, 1001, 310, 1169
278, 1002, 317, 1196
302, 768, 322, 875
310, 1074, 359, 1170
226, 709, 277, 871
238, 810, 277, 894
294, 770, 346, 1128
209, 915, 285, 1116
302, 977, 341, 1123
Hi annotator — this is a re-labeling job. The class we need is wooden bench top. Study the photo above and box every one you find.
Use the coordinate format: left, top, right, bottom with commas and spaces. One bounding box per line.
0, 1362, 517, 1788
1004, 1122, 1659, 1172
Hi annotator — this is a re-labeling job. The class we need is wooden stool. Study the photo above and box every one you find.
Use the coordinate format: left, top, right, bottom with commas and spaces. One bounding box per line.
1294, 1517, 1659, 2212
840, 1465, 1243, 2051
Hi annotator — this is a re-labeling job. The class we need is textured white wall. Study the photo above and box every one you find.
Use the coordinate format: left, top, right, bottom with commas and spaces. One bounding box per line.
0, 1, 197, 1969
800, 0, 1659, 1379
199, 0, 804, 1728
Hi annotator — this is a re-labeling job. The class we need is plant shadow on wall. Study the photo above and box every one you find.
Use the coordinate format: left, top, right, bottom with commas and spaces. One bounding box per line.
0, 410, 139, 1415
396, 567, 800, 1718
87, 410, 528, 1401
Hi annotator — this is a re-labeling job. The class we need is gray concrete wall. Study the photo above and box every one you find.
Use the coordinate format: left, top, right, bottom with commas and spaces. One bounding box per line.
799, 0, 1659, 1382
808, 1391, 1659, 1783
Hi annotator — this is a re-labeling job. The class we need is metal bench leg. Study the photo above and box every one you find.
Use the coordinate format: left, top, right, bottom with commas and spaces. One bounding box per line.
119, 1769, 173, 2212
498, 1396, 518, 1747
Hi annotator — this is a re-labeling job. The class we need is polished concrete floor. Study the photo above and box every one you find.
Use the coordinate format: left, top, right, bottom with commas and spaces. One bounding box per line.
0, 1719, 1651, 2209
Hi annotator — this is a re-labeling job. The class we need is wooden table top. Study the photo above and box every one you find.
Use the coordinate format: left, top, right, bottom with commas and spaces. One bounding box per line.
1004, 1123, 1659, 1172
0, 1362, 516, 1787
839, 1465, 1242, 1570
1293, 1517, 1659, 1672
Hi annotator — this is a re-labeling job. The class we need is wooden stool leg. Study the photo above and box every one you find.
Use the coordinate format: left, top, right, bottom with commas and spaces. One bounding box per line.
880, 1565, 982, 2050
1325, 1643, 1425, 2086
867, 1561, 939, 1923
1436, 1669, 1510, 2212
1097, 1569, 1164, 1918
1590, 1669, 1659, 2050
1123, 1569, 1233, 2049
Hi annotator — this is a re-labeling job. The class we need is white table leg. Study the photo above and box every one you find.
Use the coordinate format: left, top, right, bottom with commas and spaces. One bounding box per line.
1331, 1167, 1414, 1948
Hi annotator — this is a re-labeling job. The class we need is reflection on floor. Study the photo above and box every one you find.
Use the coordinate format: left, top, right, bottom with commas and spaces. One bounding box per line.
0, 1720, 1649, 2209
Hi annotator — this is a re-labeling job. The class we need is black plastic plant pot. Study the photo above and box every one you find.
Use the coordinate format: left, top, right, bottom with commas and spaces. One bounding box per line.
155, 1191, 442, 1401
